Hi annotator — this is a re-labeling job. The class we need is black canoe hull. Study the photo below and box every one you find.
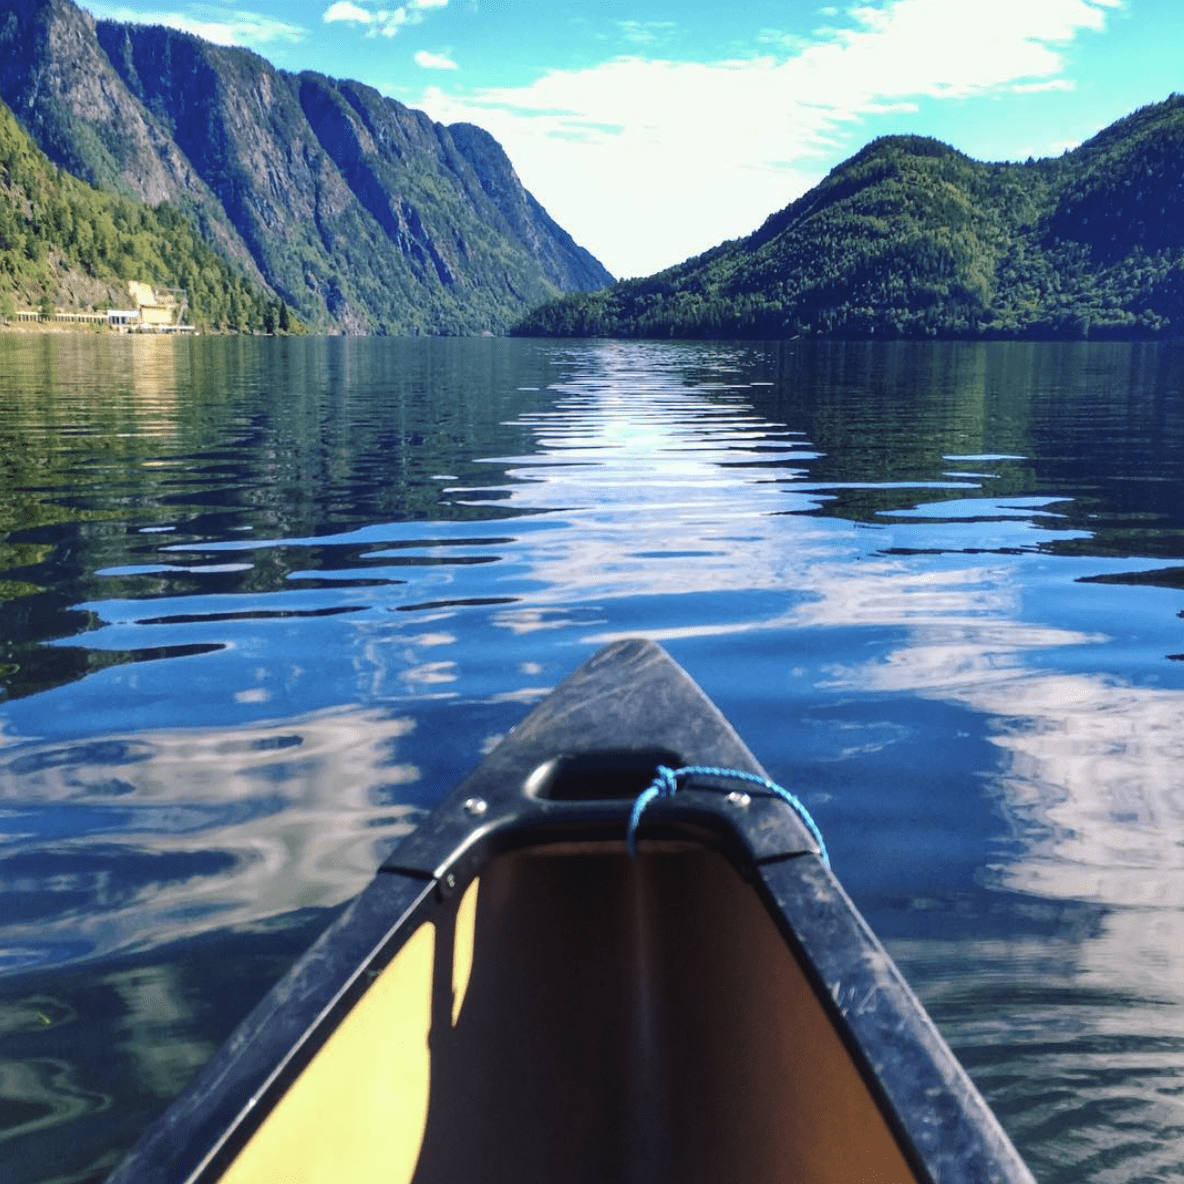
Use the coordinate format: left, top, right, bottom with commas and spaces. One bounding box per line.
107, 639, 1034, 1184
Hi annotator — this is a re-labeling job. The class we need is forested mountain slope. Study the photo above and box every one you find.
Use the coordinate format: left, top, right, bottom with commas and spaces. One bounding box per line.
0, 99, 279, 329
0, 0, 612, 334
516, 96, 1184, 340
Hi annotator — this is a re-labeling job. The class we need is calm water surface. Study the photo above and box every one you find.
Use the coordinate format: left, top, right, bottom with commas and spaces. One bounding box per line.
2, 334, 1184, 1182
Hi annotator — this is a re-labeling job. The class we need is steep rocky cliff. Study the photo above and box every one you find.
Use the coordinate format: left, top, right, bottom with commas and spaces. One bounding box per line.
0, 0, 263, 281
0, 0, 612, 333
447, 121, 611, 293
0, 97, 282, 329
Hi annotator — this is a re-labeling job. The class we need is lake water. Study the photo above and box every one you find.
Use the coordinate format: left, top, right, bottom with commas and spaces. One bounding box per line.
2, 334, 1184, 1183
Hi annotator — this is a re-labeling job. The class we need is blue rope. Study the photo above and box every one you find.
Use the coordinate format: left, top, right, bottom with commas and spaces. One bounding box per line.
626, 764, 830, 867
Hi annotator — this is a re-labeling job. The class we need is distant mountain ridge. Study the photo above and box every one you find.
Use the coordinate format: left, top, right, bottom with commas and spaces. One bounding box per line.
0, 0, 612, 333
516, 95, 1184, 341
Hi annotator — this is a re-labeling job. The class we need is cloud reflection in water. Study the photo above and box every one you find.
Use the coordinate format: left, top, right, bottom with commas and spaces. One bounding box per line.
0, 707, 421, 971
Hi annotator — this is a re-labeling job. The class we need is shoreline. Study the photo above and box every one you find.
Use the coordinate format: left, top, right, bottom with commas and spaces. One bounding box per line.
0, 324, 200, 336
1, 320, 120, 335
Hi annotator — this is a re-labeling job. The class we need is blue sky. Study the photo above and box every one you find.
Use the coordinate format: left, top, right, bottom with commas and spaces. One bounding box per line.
79, 1, 1182, 278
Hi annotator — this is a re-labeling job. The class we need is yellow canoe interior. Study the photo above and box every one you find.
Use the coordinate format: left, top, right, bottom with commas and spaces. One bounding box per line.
219, 843, 921, 1184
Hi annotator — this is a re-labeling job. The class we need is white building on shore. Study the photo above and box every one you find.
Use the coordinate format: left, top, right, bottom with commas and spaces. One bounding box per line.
7, 281, 196, 332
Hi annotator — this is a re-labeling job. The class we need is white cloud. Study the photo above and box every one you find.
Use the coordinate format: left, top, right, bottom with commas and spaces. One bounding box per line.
85, 4, 305, 46
618, 20, 676, 45
757, 28, 809, 51
1011, 78, 1076, 93
321, 0, 447, 38
416, 0, 1120, 278
414, 49, 458, 70
323, 0, 372, 24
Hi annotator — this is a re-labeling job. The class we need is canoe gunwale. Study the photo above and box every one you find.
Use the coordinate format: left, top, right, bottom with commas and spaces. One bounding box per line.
106, 871, 440, 1184
105, 639, 1036, 1184
753, 854, 1034, 1184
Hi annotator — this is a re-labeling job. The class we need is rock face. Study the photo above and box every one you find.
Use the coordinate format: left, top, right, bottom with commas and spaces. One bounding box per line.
447, 122, 612, 293
0, 0, 263, 281
0, 0, 612, 332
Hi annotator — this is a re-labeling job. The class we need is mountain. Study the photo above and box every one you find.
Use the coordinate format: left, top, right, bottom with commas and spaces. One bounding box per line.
0, 97, 284, 329
515, 95, 1184, 341
0, 0, 612, 334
